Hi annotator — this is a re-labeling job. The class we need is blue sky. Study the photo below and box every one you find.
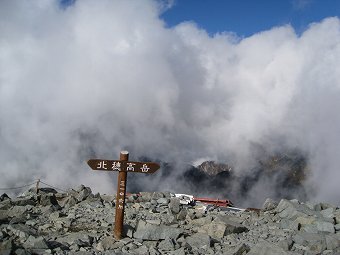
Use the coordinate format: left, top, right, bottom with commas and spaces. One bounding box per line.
161, 0, 340, 37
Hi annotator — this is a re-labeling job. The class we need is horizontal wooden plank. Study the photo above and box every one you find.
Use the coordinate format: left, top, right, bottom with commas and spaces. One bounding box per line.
87, 159, 160, 174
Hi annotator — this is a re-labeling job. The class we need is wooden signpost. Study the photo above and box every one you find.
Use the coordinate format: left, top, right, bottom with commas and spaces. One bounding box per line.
87, 151, 160, 239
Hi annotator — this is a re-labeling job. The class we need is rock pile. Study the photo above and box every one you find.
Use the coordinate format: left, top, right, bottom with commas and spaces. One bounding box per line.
1, 185, 340, 254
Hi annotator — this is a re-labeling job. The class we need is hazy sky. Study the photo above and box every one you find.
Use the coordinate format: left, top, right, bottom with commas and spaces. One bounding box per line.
1, 0, 340, 205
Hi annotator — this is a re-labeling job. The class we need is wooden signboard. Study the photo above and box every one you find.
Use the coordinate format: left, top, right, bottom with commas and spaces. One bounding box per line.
87, 151, 160, 239
87, 159, 160, 174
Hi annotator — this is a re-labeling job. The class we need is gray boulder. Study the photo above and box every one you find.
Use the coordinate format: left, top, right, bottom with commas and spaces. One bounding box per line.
177, 208, 187, 221
95, 236, 118, 251
247, 240, 292, 255
316, 220, 335, 233
151, 192, 164, 200
39, 193, 59, 206
156, 198, 169, 205
76, 186, 93, 201
7, 223, 37, 240
8, 205, 33, 218
275, 199, 315, 220
11, 197, 36, 207
262, 198, 278, 211
158, 236, 176, 251
198, 222, 227, 239
133, 220, 183, 240
55, 232, 95, 247
0, 193, 10, 201
325, 234, 340, 250
222, 243, 250, 255
0, 209, 9, 224
24, 236, 50, 249
334, 210, 340, 224
0, 199, 12, 210
0, 239, 14, 255
169, 198, 181, 214
138, 192, 153, 202
214, 215, 249, 235
320, 208, 335, 219
185, 232, 211, 249
131, 245, 149, 255
59, 195, 78, 210
293, 232, 327, 254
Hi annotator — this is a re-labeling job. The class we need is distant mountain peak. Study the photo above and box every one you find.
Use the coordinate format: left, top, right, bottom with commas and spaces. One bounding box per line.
197, 161, 232, 176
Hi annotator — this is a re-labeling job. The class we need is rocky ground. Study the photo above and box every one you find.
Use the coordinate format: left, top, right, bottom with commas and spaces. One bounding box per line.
1, 185, 340, 255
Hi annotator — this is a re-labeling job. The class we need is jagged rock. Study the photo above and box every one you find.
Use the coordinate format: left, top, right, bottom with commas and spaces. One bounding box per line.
334, 210, 340, 224
133, 220, 183, 240
1, 188, 339, 254
39, 193, 59, 206
76, 185, 93, 201
325, 233, 340, 250
139, 192, 153, 202
247, 240, 292, 255
320, 208, 335, 219
24, 236, 50, 249
293, 232, 327, 254
0, 239, 14, 255
222, 243, 250, 255
8, 205, 33, 218
262, 198, 278, 211
145, 219, 161, 225
316, 221, 335, 233
185, 232, 211, 249
151, 192, 164, 200
131, 245, 149, 254
49, 211, 61, 221
306, 201, 320, 211
149, 246, 161, 255
214, 215, 249, 235
0, 199, 12, 210
55, 232, 95, 247
320, 202, 336, 210
0, 209, 9, 224
275, 199, 316, 220
190, 215, 213, 226
11, 196, 36, 206
158, 236, 176, 251
100, 194, 115, 203
277, 238, 293, 251
198, 222, 227, 239
0, 193, 10, 201
60, 195, 78, 210
177, 208, 187, 221
156, 197, 169, 205
7, 224, 37, 240
13, 248, 31, 255
335, 224, 340, 231
96, 236, 117, 251
169, 198, 181, 214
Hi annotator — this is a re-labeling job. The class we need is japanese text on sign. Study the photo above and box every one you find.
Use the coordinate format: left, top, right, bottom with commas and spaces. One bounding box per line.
117, 180, 125, 210
88, 159, 160, 173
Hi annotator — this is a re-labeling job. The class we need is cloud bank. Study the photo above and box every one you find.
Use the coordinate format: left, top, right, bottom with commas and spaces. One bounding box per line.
1, 0, 340, 205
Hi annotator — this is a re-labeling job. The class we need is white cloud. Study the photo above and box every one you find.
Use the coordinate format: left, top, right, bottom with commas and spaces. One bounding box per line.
1, 0, 340, 205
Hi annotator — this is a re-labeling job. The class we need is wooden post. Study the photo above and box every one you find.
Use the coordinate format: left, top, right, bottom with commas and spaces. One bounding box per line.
36, 179, 40, 194
87, 151, 160, 239
114, 151, 129, 239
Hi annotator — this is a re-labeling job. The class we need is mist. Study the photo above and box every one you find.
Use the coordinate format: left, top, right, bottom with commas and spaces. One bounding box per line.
1, 0, 340, 206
